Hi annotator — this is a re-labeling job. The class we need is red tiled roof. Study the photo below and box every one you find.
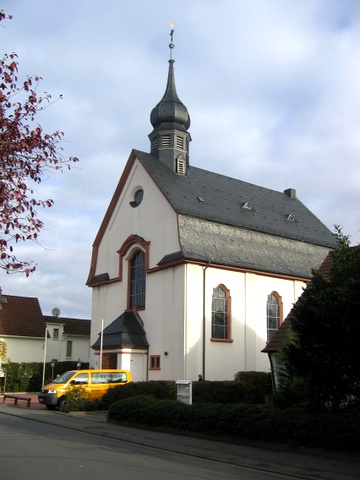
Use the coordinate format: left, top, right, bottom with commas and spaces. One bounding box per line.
43, 316, 90, 336
262, 312, 295, 353
0, 295, 45, 338
0, 294, 90, 338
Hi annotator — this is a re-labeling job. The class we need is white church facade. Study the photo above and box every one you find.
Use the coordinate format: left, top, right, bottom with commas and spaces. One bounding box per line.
87, 34, 336, 382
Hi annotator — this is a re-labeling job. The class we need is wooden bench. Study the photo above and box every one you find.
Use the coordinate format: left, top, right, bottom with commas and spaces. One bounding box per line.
2, 394, 32, 407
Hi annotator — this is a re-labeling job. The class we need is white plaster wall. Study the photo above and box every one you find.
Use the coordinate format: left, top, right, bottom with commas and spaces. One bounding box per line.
145, 265, 185, 380
1, 335, 90, 365
184, 265, 307, 381
2, 337, 45, 363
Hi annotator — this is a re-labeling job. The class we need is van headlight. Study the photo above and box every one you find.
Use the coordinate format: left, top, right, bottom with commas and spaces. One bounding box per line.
48, 389, 57, 394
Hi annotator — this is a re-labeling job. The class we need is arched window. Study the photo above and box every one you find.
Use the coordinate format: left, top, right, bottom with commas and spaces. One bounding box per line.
267, 292, 282, 341
211, 285, 231, 341
129, 250, 146, 308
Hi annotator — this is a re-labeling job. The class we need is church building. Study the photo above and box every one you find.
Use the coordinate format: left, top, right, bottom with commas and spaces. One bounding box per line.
87, 32, 336, 382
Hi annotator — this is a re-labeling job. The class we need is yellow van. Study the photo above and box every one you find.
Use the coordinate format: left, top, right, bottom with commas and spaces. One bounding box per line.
38, 369, 132, 410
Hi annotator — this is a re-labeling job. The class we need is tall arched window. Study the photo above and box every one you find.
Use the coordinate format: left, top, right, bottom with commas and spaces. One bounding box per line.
267, 292, 282, 341
211, 285, 231, 341
130, 250, 145, 308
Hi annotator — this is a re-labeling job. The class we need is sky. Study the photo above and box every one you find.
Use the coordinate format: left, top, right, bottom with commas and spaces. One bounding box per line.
1, 0, 359, 319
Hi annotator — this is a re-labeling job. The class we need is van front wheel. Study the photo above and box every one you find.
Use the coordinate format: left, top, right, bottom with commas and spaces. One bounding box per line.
58, 396, 67, 411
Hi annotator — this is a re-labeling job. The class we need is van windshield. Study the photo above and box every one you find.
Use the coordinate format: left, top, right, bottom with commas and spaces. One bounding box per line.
53, 371, 75, 384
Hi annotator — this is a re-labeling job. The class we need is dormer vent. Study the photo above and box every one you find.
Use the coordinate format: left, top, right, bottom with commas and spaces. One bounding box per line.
286, 213, 297, 223
241, 201, 255, 211
197, 196, 205, 203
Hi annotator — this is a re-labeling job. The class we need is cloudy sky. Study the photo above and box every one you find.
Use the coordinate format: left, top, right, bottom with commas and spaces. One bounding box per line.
1, 0, 359, 319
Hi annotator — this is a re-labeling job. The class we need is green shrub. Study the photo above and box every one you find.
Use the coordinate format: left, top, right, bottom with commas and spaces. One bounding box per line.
107, 396, 360, 451
2, 361, 89, 392
60, 385, 90, 413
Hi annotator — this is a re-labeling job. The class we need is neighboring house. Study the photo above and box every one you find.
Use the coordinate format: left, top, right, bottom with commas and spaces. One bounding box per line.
87, 38, 337, 382
0, 293, 90, 365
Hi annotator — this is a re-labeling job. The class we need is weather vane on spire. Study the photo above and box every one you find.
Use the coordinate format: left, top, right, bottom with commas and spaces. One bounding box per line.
169, 22, 175, 61
170, 22, 174, 42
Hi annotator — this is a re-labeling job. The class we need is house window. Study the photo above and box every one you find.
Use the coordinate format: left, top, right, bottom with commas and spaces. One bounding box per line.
130, 250, 146, 308
267, 292, 282, 341
66, 340, 72, 359
53, 328, 59, 340
149, 355, 160, 370
211, 285, 231, 341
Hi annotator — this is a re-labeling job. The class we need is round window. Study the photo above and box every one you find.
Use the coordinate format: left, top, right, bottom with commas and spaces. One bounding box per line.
130, 188, 144, 208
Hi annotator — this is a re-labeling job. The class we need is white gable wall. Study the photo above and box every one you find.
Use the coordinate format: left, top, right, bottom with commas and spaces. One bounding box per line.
95, 159, 180, 279
90, 157, 181, 368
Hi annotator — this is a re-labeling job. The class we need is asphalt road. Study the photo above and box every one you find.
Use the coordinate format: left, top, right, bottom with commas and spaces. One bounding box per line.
0, 396, 359, 479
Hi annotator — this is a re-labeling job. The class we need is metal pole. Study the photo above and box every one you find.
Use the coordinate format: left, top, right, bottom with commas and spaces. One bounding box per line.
99, 318, 104, 369
42, 326, 48, 386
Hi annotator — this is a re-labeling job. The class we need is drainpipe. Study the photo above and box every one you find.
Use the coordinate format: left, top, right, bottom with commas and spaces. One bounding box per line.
202, 263, 210, 380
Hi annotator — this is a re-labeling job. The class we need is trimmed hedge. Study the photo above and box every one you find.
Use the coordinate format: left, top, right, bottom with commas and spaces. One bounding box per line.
101, 381, 177, 409
107, 395, 360, 451
101, 373, 272, 409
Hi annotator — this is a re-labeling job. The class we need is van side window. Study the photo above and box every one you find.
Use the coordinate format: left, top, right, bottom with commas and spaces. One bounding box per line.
71, 373, 89, 385
91, 372, 127, 384
110, 372, 127, 383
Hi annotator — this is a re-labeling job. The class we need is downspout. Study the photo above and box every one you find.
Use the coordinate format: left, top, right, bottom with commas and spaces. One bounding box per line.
268, 353, 277, 393
202, 263, 210, 380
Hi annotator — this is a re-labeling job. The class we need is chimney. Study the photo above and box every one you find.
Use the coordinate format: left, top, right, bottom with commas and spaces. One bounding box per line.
284, 188, 297, 199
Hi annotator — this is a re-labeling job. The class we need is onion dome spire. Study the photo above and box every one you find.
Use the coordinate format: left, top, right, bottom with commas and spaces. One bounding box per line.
149, 24, 191, 175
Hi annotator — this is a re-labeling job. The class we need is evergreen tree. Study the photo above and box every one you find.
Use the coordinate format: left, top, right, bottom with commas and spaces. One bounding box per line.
281, 228, 360, 411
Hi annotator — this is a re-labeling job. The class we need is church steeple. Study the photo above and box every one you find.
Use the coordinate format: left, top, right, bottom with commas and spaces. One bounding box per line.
149, 25, 191, 175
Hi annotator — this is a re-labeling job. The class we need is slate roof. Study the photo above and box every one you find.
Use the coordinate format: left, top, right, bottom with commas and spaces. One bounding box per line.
0, 294, 90, 338
135, 150, 336, 249
92, 311, 149, 349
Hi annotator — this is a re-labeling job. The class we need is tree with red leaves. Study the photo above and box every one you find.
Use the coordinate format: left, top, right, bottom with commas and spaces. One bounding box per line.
0, 11, 79, 275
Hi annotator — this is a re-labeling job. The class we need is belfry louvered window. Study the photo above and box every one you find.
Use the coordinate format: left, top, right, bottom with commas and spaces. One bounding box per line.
176, 135, 184, 149
162, 135, 170, 147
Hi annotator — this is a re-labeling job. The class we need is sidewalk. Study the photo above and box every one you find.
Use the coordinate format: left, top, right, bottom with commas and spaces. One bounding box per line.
1, 393, 359, 479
